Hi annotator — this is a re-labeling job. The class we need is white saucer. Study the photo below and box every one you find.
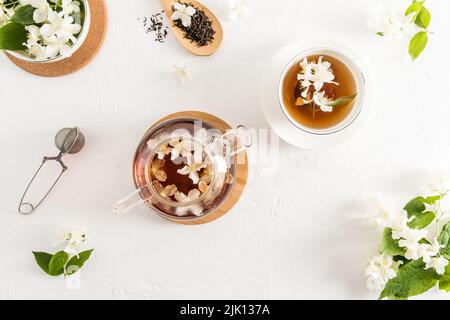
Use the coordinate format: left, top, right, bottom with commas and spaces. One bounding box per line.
260, 39, 371, 150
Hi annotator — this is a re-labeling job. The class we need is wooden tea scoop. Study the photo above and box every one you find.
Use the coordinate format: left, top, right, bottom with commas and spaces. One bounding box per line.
160, 0, 223, 56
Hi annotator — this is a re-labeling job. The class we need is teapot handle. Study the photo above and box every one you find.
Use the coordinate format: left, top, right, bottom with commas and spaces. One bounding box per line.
112, 186, 153, 215
211, 125, 253, 157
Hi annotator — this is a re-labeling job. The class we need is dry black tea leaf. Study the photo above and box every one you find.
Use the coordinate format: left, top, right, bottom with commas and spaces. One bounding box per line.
173, 2, 215, 47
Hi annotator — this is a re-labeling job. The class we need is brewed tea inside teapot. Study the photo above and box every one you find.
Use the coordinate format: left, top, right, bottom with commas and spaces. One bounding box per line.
113, 117, 250, 222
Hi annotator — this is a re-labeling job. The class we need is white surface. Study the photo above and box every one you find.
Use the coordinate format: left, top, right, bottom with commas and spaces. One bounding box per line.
1, 0, 450, 300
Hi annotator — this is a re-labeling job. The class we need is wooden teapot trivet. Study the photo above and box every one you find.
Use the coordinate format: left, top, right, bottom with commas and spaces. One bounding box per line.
145, 111, 249, 225
5, 0, 107, 77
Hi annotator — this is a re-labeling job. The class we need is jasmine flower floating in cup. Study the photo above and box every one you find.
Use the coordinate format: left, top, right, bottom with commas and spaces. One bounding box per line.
149, 131, 214, 208
366, 181, 450, 299
281, 54, 357, 129
177, 154, 208, 185
0, 0, 87, 61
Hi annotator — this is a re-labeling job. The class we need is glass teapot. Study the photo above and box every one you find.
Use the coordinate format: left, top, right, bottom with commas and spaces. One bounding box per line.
112, 117, 250, 223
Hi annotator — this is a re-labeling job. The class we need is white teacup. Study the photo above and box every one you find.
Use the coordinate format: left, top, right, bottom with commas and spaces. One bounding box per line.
278, 44, 367, 136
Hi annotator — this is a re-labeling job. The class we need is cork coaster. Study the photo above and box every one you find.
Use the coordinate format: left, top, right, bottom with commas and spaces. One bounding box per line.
5, 0, 107, 77
142, 111, 249, 225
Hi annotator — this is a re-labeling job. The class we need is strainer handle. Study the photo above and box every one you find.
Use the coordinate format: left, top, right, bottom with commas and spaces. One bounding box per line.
18, 156, 67, 215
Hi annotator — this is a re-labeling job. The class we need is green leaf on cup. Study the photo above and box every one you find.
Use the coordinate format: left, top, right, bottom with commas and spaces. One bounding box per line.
0, 22, 27, 50
11, 5, 35, 25
327, 94, 357, 107
48, 251, 69, 276
409, 31, 428, 60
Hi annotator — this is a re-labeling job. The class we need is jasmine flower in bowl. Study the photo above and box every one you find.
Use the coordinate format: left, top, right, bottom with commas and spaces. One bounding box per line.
0, 0, 90, 62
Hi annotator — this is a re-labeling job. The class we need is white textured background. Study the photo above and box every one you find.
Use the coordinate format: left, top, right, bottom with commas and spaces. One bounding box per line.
1, 0, 450, 300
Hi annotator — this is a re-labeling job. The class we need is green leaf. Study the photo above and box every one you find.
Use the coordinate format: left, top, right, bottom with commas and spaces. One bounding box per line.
379, 228, 406, 256
438, 222, 450, 259
48, 251, 69, 276
379, 259, 440, 300
32, 252, 53, 274
439, 264, 450, 291
415, 6, 431, 29
404, 197, 426, 217
0, 22, 27, 50
423, 195, 442, 205
409, 31, 428, 60
403, 195, 440, 218
66, 249, 94, 275
327, 94, 357, 107
10, 5, 35, 25
440, 281, 450, 292
408, 211, 435, 229
393, 255, 410, 267
405, 1, 425, 21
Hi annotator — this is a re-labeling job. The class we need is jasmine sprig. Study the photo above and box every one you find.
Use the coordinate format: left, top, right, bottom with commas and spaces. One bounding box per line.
367, 181, 450, 299
406, 0, 432, 60
33, 227, 94, 277
33, 249, 94, 277
368, 0, 432, 61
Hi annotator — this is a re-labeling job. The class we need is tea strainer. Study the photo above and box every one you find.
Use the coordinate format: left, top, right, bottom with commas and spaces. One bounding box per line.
18, 127, 85, 215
